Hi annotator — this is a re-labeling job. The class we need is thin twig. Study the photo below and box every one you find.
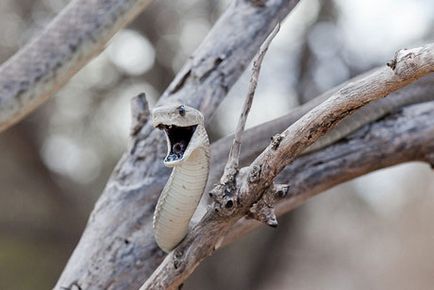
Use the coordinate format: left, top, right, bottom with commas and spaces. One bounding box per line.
224, 23, 281, 174
212, 23, 281, 215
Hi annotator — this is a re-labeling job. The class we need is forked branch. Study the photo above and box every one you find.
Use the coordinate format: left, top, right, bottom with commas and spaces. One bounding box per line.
141, 43, 434, 289
223, 100, 434, 244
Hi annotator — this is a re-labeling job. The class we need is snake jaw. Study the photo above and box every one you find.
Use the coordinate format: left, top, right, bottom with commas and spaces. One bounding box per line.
158, 124, 198, 166
152, 104, 205, 167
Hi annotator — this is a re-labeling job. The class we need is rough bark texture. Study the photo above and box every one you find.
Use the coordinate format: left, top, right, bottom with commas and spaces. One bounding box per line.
140, 44, 434, 289
205, 73, 434, 193
0, 0, 153, 133
223, 100, 434, 244
55, 1, 299, 289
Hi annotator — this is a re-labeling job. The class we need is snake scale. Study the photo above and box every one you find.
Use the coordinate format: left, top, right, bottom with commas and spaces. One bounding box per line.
152, 104, 210, 252
0, 0, 432, 252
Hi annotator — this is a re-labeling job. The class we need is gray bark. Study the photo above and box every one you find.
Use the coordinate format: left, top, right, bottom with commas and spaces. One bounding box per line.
225, 100, 434, 243
55, 1, 299, 289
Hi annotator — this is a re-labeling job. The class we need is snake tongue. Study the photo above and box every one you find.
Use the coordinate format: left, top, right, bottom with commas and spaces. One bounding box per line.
161, 124, 197, 163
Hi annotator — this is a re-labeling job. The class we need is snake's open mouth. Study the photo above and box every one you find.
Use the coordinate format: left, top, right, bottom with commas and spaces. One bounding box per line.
157, 124, 197, 162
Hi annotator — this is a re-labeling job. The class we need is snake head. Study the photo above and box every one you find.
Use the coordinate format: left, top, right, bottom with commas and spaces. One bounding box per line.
152, 104, 205, 167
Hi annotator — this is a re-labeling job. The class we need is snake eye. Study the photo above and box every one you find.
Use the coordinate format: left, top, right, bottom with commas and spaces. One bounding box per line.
177, 105, 185, 116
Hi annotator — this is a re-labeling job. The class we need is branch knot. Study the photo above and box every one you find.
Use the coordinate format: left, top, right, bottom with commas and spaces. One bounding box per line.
173, 248, 185, 270
248, 164, 262, 183
209, 181, 239, 216
247, 184, 288, 227
271, 133, 284, 150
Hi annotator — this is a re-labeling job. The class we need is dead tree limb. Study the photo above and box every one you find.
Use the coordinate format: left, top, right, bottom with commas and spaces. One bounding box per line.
206, 70, 434, 189
55, 1, 299, 289
141, 43, 434, 289
0, 0, 153, 133
224, 99, 434, 243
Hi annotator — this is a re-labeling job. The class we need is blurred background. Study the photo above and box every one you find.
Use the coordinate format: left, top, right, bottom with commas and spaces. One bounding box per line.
0, 0, 433, 289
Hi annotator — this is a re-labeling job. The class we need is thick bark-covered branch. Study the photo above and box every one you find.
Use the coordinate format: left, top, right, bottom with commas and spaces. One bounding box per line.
206, 71, 434, 190
236, 44, 434, 210
223, 100, 434, 244
141, 43, 434, 289
0, 0, 153, 133
55, 1, 299, 289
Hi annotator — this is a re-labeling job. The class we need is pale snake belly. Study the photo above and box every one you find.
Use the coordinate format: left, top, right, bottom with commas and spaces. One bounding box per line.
152, 104, 209, 252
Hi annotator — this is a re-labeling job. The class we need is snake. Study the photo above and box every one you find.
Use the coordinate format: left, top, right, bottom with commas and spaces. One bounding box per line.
152, 104, 210, 252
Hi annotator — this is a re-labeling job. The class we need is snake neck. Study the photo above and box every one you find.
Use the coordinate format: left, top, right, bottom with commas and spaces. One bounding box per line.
153, 125, 209, 252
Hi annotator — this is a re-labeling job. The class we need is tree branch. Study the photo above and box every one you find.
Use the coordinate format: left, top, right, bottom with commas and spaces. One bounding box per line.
239, 44, 434, 207
223, 100, 434, 244
225, 23, 280, 174
0, 0, 153, 133
202, 71, 434, 228
55, 1, 299, 289
141, 43, 434, 289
